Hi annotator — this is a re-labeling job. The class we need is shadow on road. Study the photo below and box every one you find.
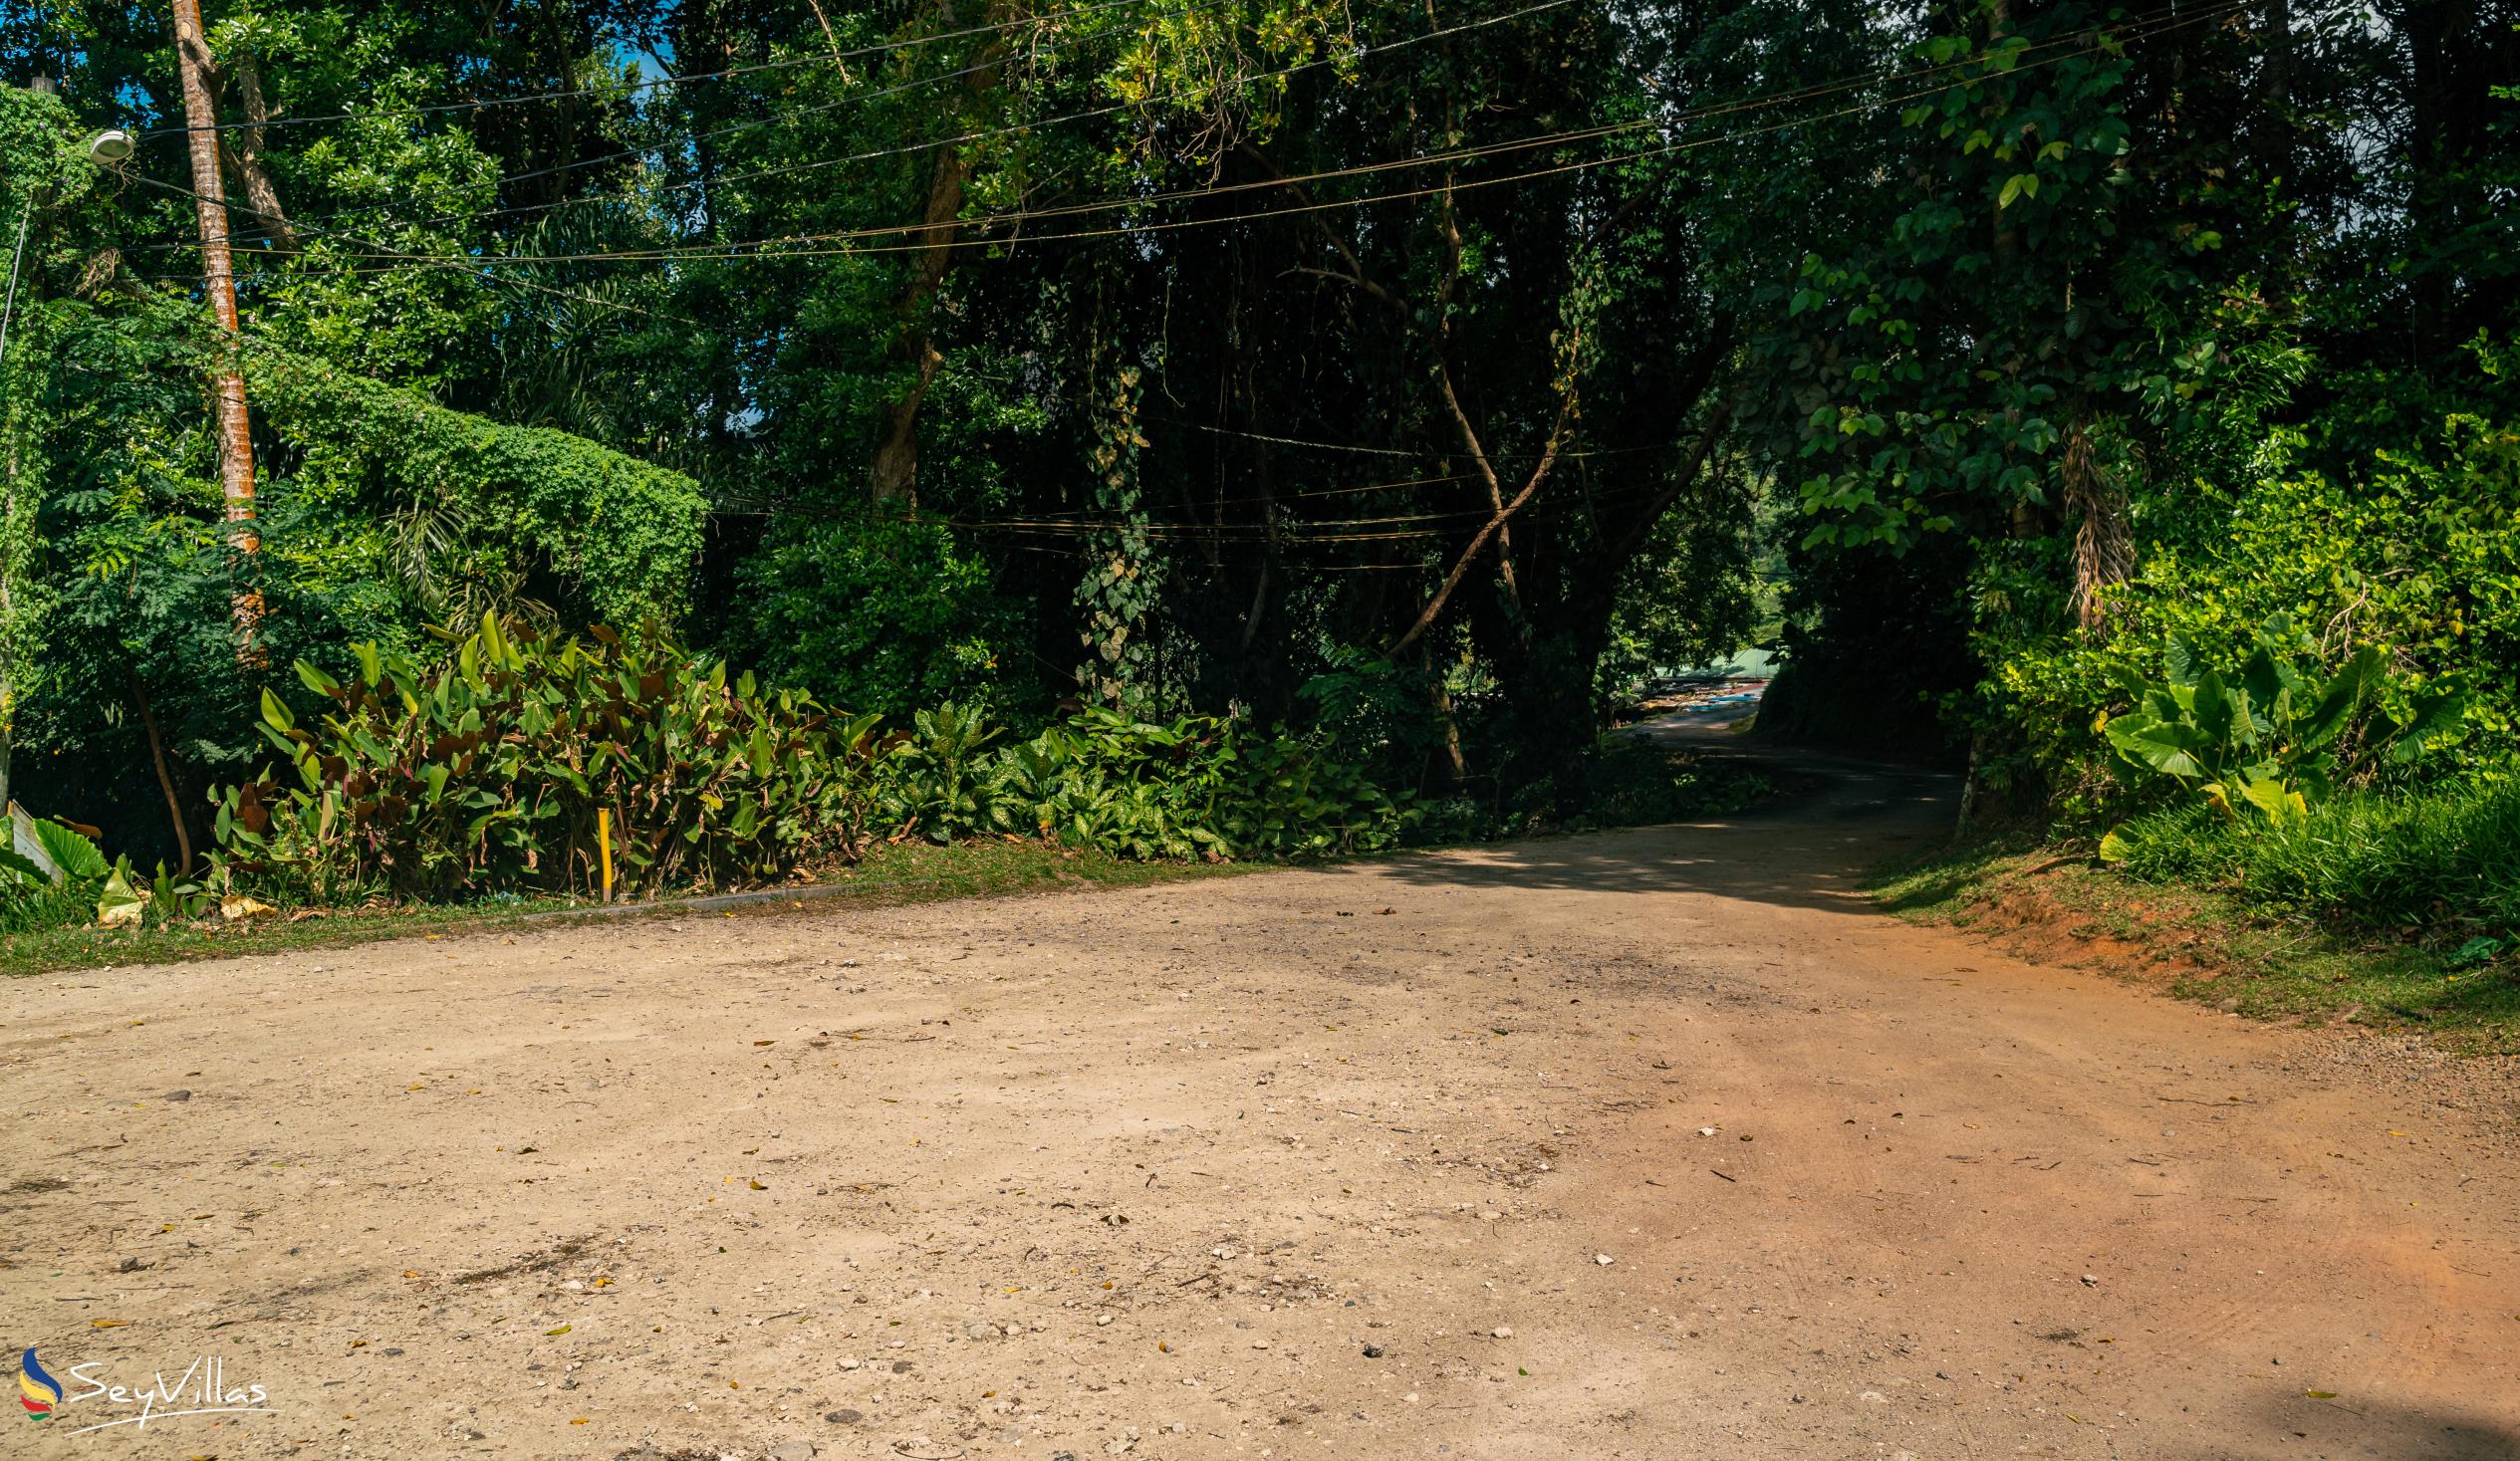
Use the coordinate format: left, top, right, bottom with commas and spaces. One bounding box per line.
2179, 1391, 2520, 1461
1357, 725, 1962, 918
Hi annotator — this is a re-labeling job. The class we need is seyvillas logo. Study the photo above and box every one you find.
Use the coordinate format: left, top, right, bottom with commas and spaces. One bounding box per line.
18, 1347, 62, 1419
11, 1348, 274, 1434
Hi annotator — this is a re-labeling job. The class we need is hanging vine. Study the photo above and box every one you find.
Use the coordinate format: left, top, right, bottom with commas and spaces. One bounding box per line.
1074, 330, 1162, 708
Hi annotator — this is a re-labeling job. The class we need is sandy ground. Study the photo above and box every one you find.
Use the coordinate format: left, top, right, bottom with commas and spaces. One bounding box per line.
5, 749, 2518, 1461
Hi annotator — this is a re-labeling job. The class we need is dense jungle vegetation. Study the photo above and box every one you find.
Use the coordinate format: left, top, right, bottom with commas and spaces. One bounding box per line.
0, 0, 2512, 954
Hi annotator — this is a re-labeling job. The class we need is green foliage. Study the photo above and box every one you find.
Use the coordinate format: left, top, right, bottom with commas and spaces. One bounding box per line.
0, 814, 110, 934
2095, 615, 2462, 847
729, 517, 1021, 720
2104, 781, 2520, 942
1566, 739, 1773, 829
22, 0, 2506, 902
1074, 356, 1161, 707
1981, 399, 2518, 820
1593, 485, 1764, 718
212, 615, 882, 902
1764, 1, 2215, 555
247, 349, 707, 626
0, 877, 92, 936
26, 815, 107, 882
204, 617, 1413, 908
1294, 649, 1456, 790
872, 703, 1007, 846
877, 704, 1411, 860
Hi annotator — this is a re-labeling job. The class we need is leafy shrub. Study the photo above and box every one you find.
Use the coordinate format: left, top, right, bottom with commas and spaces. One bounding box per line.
1214, 729, 1413, 859
2098, 615, 2463, 847
1295, 649, 1458, 789
1975, 399, 2520, 816
1576, 739, 1774, 827
729, 517, 1021, 720
0, 814, 111, 933
2105, 781, 2520, 941
874, 703, 1006, 845
875, 705, 1412, 860
249, 347, 709, 626
206, 616, 1414, 907
213, 615, 882, 901
1393, 739, 1772, 844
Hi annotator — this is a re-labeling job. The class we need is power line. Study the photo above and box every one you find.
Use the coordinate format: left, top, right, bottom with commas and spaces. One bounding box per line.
132, 189, 709, 327
119, 4, 2226, 549
343, 0, 2210, 248
195, 0, 2226, 274
136, 0, 1196, 138
129, 0, 1216, 248
131, 1, 2227, 367
1153, 417, 1706, 463
659, 3, 2242, 264
191, 0, 1579, 245
715, 457, 1718, 546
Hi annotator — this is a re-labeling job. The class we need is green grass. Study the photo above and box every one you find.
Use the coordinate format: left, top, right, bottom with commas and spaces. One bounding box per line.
1870, 834, 2520, 1055
2106, 781, 2520, 942
0, 839, 1246, 980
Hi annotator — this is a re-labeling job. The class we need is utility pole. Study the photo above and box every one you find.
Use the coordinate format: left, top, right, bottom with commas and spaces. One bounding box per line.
170, 0, 263, 651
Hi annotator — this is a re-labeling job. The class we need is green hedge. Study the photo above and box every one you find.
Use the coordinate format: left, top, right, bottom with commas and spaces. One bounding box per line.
246, 347, 707, 625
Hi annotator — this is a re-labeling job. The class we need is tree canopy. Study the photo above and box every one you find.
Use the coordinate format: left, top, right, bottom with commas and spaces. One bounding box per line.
2, 0, 2512, 859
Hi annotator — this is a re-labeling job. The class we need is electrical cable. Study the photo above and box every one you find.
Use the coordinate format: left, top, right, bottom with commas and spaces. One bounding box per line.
184, 0, 2235, 273
137, 0, 1196, 138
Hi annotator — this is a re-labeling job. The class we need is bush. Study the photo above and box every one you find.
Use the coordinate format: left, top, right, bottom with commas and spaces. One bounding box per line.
729, 517, 1021, 720
2097, 614, 2463, 846
1575, 739, 1773, 827
213, 615, 882, 902
2107, 780, 2520, 940
1975, 400, 2520, 816
0, 815, 112, 934
876, 704, 1413, 860
208, 621, 1414, 907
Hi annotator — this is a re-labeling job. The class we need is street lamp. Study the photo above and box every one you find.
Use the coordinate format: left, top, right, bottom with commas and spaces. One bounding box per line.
8, 130, 136, 361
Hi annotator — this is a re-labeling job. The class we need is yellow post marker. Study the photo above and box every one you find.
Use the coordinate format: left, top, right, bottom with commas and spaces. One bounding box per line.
597, 808, 614, 903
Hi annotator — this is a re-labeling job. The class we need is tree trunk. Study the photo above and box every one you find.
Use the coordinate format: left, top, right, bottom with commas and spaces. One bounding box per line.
0, 189, 31, 815
172, 0, 264, 655
229, 45, 299, 253
2259, 0, 2293, 176
131, 672, 193, 875
868, 141, 971, 507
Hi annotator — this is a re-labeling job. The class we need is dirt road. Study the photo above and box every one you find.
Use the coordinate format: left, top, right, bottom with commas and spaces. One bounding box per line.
5, 753, 2516, 1460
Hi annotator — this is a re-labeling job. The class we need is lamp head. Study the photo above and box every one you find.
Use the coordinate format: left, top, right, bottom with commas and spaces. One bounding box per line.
86, 129, 135, 165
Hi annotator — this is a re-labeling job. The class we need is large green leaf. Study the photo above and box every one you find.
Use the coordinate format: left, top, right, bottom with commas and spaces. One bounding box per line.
2386, 690, 2468, 764
2297, 645, 2382, 748
2188, 669, 2236, 756
0, 846, 48, 884
2232, 768, 2307, 826
32, 819, 109, 882
2105, 716, 2211, 779
2162, 634, 2201, 688
96, 859, 147, 927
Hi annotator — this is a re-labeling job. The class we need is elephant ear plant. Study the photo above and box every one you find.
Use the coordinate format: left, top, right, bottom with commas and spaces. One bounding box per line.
2098, 615, 2467, 859
211, 614, 884, 903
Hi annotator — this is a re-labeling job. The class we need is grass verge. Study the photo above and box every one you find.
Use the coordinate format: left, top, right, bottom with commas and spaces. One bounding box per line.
0, 839, 1245, 980
1869, 838, 2520, 1055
